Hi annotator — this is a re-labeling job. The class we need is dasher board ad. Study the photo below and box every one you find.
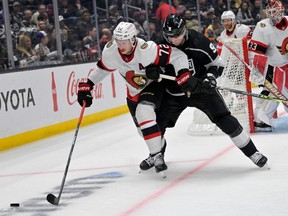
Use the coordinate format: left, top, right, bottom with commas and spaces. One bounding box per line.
0, 63, 126, 138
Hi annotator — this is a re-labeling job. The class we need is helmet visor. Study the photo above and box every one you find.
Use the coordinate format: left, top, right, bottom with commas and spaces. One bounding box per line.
163, 27, 185, 38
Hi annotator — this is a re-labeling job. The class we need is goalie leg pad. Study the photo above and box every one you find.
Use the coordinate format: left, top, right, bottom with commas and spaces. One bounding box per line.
254, 93, 279, 126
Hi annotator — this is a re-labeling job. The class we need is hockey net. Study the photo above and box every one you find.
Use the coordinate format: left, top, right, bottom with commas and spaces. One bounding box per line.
188, 38, 254, 135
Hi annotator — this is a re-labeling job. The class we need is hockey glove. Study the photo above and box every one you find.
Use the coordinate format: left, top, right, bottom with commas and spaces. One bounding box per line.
77, 79, 94, 107
145, 64, 161, 81
176, 71, 200, 98
201, 73, 217, 94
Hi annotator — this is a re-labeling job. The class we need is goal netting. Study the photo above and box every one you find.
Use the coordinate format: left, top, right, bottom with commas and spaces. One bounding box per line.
188, 38, 254, 136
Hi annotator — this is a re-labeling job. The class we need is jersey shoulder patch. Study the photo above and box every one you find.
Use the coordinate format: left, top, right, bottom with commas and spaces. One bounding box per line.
260, 22, 266, 28
105, 40, 113, 49
140, 42, 149, 49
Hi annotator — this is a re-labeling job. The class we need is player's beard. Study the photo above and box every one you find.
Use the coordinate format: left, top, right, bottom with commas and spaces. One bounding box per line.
224, 23, 234, 31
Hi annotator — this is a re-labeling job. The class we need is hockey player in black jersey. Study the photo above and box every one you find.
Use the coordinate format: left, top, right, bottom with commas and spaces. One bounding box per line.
140, 14, 268, 171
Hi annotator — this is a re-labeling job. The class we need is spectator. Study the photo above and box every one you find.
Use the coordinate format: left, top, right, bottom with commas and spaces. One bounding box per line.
82, 26, 98, 60
16, 35, 38, 67
34, 31, 51, 61
251, 0, 265, 24
202, 7, 217, 30
183, 9, 200, 31
36, 20, 48, 32
99, 27, 112, 51
76, 10, 93, 40
108, 4, 122, 26
173, 0, 186, 14
59, 15, 70, 48
31, 3, 46, 25
156, 0, 177, 23
10, 1, 23, 29
58, 0, 76, 19
21, 9, 33, 27
214, 0, 228, 17
37, 12, 53, 32
74, 0, 88, 17
204, 18, 222, 46
146, 21, 162, 43
237, 1, 254, 25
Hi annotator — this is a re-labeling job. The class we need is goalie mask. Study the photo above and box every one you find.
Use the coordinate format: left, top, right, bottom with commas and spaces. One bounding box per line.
265, 0, 285, 25
113, 22, 137, 47
163, 14, 186, 42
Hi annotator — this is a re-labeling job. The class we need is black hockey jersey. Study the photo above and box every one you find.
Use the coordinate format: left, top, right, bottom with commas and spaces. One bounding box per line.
162, 29, 224, 95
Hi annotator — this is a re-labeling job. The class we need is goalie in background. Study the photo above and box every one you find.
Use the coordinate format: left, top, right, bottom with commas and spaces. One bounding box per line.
141, 13, 268, 171
248, 0, 288, 132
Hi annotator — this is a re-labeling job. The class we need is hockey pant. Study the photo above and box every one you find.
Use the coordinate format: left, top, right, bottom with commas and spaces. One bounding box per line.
126, 82, 166, 155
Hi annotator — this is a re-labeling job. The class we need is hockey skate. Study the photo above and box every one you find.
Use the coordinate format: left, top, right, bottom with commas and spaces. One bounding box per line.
254, 122, 272, 132
139, 142, 166, 171
249, 151, 268, 168
153, 152, 167, 178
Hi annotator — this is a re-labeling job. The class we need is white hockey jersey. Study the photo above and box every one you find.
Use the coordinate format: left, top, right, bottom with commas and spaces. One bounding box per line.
88, 38, 189, 101
217, 23, 251, 55
249, 17, 288, 67
219, 23, 252, 41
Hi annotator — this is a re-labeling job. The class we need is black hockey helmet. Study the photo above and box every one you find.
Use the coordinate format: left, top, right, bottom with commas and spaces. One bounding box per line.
163, 14, 186, 39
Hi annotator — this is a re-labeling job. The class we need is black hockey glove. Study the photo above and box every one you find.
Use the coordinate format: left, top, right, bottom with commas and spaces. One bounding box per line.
201, 73, 217, 94
145, 64, 161, 80
77, 79, 94, 107
176, 70, 200, 98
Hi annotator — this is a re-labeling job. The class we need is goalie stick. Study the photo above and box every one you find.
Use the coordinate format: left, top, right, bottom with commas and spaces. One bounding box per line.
159, 74, 288, 104
221, 41, 288, 108
47, 101, 86, 205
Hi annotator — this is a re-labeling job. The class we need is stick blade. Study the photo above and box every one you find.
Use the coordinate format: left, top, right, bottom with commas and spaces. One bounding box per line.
46, 193, 59, 205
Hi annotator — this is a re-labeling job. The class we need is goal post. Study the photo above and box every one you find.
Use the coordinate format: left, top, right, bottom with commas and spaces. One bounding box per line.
188, 38, 255, 136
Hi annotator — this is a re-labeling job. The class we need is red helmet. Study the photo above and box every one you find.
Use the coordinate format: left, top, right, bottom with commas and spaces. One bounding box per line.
265, 0, 285, 25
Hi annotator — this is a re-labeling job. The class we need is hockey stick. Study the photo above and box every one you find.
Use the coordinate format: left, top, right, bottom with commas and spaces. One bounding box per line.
159, 74, 288, 104
47, 101, 86, 205
218, 86, 288, 104
221, 41, 288, 108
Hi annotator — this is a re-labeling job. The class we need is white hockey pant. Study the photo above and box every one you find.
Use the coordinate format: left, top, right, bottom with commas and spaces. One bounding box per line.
135, 102, 162, 155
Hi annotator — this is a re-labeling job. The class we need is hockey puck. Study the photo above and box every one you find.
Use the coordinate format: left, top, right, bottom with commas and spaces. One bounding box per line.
10, 203, 20, 207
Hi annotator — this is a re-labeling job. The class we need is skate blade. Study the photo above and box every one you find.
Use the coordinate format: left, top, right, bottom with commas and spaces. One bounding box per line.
159, 171, 167, 179
262, 163, 270, 170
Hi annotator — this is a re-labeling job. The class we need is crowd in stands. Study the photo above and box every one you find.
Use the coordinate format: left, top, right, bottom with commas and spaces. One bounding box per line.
0, 0, 287, 71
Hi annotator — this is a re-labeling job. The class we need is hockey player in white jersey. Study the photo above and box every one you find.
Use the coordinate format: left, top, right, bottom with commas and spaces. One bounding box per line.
249, 0, 288, 132
77, 22, 190, 176
217, 10, 252, 54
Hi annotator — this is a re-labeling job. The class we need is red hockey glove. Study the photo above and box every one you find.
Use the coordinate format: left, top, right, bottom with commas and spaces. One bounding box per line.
77, 79, 94, 107
176, 71, 200, 98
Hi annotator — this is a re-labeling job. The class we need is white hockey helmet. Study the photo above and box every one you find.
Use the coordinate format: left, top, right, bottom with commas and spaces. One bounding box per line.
221, 10, 236, 23
113, 22, 137, 47
265, 0, 285, 25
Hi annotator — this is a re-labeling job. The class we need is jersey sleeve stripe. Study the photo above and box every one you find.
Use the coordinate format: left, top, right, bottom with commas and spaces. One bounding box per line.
249, 39, 268, 54
153, 45, 171, 66
97, 58, 115, 72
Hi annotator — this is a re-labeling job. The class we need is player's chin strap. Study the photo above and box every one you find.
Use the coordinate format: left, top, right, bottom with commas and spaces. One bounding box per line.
159, 74, 288, 104
221, 41, 288, 108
